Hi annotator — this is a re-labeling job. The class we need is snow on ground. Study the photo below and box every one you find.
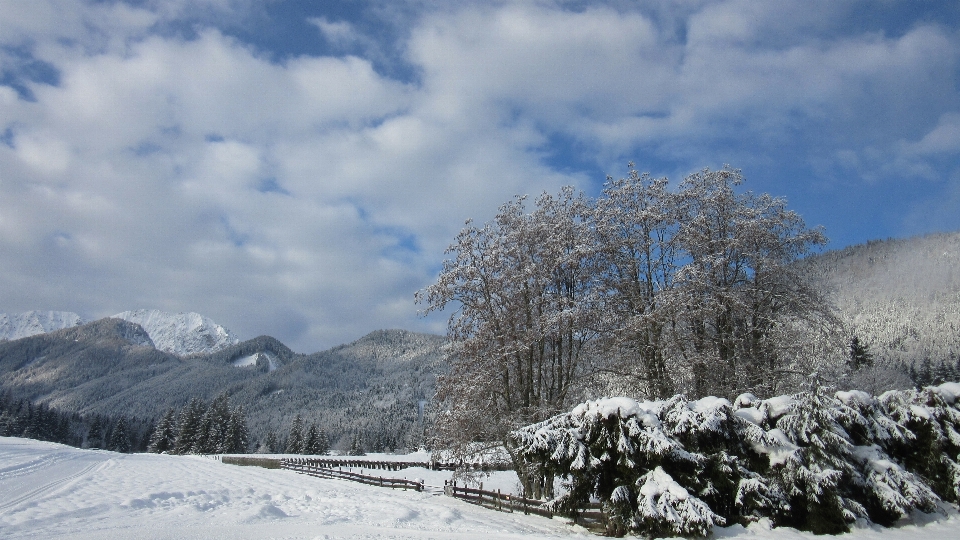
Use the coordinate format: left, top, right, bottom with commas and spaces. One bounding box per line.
3, 437, 960, 540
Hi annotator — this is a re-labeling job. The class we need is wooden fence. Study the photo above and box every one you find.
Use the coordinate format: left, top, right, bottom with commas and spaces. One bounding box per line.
280, 459, 424, 491
443, 481, 607, 533
279, 456, 511, 472
226, 456, 606, 533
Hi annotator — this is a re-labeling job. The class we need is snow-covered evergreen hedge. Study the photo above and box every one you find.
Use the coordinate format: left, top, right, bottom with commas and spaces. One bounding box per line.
511, 383, 960, 537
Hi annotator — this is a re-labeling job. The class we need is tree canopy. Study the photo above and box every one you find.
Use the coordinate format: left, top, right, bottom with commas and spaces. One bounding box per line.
418, 165, 834, 489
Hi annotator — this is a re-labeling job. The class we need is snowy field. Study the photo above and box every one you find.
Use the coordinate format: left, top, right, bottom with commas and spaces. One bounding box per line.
2, 437, 960, 540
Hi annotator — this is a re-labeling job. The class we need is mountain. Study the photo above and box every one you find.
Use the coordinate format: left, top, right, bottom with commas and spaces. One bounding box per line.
0, 311, 84, 341
804, 231, 960, 387
0, 318, 171, 408
111, 309, 239, 356
0, 309, 239, 357
0, 320, 446, 451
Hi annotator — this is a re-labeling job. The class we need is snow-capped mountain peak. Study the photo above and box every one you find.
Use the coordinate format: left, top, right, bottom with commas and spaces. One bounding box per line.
111, 309, 239, 356
0, 311, 84, 341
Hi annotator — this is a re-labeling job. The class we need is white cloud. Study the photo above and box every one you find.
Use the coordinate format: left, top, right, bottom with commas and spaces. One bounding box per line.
309, 17, 358, 47
901, 113, 960, 157
1, 0, 958, 351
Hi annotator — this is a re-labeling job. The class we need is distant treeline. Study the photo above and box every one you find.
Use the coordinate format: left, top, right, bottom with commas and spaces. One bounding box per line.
259, 413, 331, 455
0, 391, 153, 452
906, 355, 960, 388
147, 393, 249, 454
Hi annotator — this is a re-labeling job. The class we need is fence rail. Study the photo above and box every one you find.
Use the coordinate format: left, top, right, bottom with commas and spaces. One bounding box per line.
280, 457, 512, 472
443, 481, 607, 532
226, 456, 605, 533
280, 460, 424, 491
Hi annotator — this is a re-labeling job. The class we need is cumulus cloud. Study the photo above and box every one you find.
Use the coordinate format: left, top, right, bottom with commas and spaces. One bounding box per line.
1, 0, 958, 351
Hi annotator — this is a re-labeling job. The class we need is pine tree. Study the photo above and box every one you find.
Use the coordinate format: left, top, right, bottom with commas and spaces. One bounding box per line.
315, 428, 330, 456
225, 405, 249, 454
849, 337, 874, 371
148, 409, 177, 453
286, 415, 304, 454
303, 423, 320, 455
768, 389, 865, 534
0, 408, 15, 437
512, 397, 727, 536
109, 417, 130, 453
879, 387, 960, 503
87, 416, 103, 449
174, 398, 205, 455
21, 402, 37, 439
261, 431, 277, 453
348, 432, 366, 456
200, 393, 231, 454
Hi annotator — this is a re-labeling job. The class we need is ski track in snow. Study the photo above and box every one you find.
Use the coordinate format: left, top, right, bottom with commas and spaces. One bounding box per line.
2, 437, 960, 540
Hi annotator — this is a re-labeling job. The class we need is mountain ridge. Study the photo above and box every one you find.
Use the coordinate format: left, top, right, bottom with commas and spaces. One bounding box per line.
0, 309, 239, 357
0, 320, 446, 451
0, 311, 83, 342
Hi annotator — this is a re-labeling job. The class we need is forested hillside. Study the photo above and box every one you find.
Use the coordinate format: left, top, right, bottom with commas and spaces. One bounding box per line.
0, 321, 444, 452
805, 231, 960, 389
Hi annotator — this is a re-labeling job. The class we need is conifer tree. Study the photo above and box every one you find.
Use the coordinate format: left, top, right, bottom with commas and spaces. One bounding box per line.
87, 416, 103, 449
0, 407, 14, 436
174, 398, 205, 454
263, 431, 279, 453
849, 337, 873, 371
315, 427, 330, 456
348, 432, 366, 456
879, 387, 960, 503
767, 389, 869, 533
286, 415, 304, 454
109, 417, 130, 453
303, 423, 320, 455
225, 405, 249, 454
148, 409, 177, 453
200, 393, 231, 454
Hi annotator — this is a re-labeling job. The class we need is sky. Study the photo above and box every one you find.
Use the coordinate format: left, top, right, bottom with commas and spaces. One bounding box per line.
1, 0, 959, 353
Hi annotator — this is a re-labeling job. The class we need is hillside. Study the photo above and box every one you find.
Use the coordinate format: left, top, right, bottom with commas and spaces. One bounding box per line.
0, 321, 446, 451
805, 231, 960, 385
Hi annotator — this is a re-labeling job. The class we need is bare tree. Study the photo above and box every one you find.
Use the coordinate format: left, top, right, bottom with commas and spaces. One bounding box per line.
672, 166, 831, 397
417, 188, 596, 497
591, 166, 681, 399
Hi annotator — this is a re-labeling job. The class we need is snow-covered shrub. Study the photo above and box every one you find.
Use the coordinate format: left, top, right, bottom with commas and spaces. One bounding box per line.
634, 466, 724, 538
834, 390, 940, 524
658, 395, 787, 524
511, 397, 728, 537
852, 444, 939, 525
756, 389, 867, 533
742, 389, 940, 532
878, 383, 960, 503
513, 385, 957, 537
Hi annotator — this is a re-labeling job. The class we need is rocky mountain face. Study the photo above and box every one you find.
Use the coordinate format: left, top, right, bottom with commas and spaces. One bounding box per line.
0, 309, 239, 357
111, 310, 239, 356
0, 311, 83, 341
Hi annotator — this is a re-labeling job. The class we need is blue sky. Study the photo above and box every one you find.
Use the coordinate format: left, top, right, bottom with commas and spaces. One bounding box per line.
1, 0, 958, 352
